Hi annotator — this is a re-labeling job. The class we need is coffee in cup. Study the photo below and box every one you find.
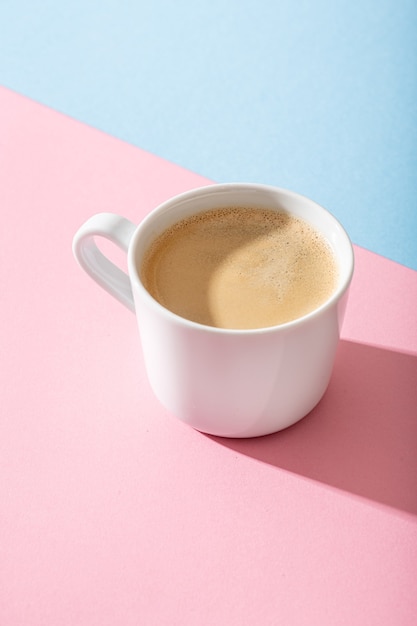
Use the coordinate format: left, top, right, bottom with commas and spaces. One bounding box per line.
141, 206, 338, 330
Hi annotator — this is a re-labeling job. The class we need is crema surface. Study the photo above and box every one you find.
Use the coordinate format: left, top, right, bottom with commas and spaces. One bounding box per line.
141, 207, 338, 330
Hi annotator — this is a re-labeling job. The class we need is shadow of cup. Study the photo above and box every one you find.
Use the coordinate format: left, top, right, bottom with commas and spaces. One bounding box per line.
209, 340, 417, 515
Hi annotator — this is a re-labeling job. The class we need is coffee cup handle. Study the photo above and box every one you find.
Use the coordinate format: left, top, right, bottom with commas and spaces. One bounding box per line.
72, 213, 137, 312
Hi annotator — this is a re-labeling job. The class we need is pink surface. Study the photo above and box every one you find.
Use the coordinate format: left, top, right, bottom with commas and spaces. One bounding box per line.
1, 87, 416, 625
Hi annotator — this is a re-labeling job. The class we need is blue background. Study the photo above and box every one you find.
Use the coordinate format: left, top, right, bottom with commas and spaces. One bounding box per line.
1, 0, 416, 270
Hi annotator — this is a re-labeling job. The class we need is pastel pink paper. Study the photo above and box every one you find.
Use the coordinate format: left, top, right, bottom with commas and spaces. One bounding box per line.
1, 87, 416, 625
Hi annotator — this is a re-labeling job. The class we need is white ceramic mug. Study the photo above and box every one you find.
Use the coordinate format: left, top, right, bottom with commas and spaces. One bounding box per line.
73, 183, 354, 437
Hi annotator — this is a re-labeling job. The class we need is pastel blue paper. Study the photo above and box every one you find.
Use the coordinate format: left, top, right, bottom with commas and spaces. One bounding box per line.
1, 0, 416, 269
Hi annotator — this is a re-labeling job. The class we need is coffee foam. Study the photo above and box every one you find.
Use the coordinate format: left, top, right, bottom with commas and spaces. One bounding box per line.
141, 207, 338, 329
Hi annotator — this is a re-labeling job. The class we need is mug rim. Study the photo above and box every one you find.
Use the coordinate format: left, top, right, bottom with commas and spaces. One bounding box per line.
127, 182, 355, 335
